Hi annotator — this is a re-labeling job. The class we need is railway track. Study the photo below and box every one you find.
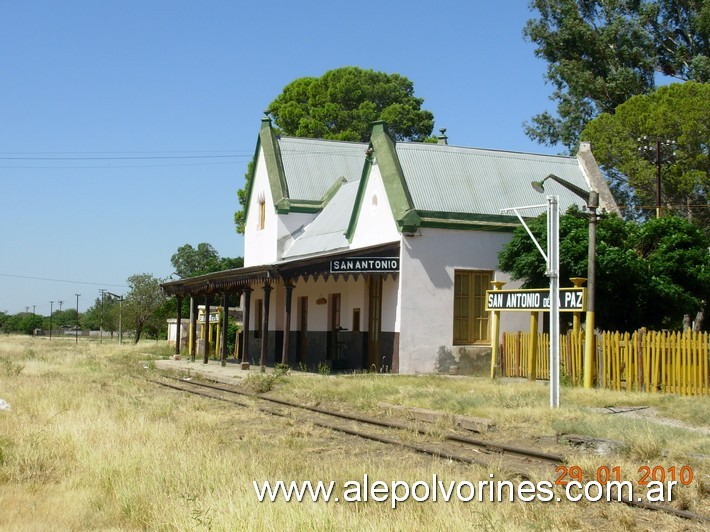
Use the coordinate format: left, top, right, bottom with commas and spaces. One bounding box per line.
147, 373, 708, 524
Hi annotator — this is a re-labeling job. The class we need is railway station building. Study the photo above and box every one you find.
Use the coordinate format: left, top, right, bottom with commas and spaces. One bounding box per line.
161, 117, 617, 374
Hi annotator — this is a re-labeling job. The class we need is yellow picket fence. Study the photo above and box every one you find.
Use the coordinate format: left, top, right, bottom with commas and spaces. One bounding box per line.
600, 330, 709, 395
501, 330, 709, 396
501, 330, 585, 385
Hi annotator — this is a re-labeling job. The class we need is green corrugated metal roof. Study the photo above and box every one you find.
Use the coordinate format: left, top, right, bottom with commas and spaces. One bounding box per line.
395, 143, 591, 217
278, 137, 367, 201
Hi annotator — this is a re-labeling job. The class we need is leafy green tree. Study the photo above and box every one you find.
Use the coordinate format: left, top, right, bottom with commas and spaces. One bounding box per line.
498, 210, 709, 331
234, 67, 436, 234
170, 243, 243, 278
581, 82, 710, 232
82, 298, 103, 331
233, 162, 253, 234
82, 295, 121, 335
3, 314, 20, 333
268, 67, 435, 142
3, 312, 44, 335
124, 273, 167, 343
524, 0, 710, 150
51, 308, 79, 329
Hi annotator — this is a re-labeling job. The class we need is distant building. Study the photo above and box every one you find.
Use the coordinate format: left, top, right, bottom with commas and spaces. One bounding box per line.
167, 305, 242, 349
162, 118, 616, 373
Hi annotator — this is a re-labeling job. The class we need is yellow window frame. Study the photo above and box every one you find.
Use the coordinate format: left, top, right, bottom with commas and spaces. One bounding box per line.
453, 270, 492, 345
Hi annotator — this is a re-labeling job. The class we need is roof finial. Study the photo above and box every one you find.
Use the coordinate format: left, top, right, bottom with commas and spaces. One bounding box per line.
437, 128, 448, 145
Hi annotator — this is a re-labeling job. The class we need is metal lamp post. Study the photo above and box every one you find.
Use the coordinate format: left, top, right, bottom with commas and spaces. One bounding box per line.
501, 197, 561, 408
105, 292, 124, 345
532, 174, 599, 389
99, 289, 105, 344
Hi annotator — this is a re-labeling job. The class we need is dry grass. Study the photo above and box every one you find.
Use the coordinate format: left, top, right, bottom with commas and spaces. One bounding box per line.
0, 335, 707, 530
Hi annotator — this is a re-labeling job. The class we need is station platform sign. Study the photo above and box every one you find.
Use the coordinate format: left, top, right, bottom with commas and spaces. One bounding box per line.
485, 288, 586, 312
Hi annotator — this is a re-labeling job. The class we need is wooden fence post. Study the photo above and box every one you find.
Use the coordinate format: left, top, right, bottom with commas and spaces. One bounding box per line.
528, 312, 538, 381
636, 329, 644, 392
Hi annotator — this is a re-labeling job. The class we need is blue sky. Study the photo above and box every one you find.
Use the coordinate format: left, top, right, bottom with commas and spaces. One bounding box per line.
0, 1, 559, 315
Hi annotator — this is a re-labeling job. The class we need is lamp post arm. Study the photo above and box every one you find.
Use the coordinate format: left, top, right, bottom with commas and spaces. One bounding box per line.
544, 174, 596, 207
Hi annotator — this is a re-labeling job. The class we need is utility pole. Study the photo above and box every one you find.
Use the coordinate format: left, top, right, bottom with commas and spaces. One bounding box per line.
106, 292, 124, 345
75, 294, 80, 344
99, 289, 105, 344
638, 136, 676, 218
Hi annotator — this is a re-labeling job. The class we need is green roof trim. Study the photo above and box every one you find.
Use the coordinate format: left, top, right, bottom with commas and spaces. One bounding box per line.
346, 122, 424, 241
346, 123, 522, 239
260, 118, 290, 210
415, 210, 522, 232
345, 154, 374, 241
241, 128, 263, 225
320, 176, 347, 206
243, 117, 290, 222
248, 119, 353, 219
369, 121, 419, 228
278, 202, 320, 214
276, 176, 348, 214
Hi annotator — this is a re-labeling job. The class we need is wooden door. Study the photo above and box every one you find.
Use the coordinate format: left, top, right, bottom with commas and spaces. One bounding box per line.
298, 296, 308, 364
367, 277, 382, 369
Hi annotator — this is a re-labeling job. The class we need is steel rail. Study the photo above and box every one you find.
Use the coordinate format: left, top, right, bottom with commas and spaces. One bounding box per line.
148, 378, 495, 467
159, 375, 565, 464
148, 376, 709, 524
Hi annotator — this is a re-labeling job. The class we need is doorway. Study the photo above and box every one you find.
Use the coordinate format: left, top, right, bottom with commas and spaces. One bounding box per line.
328, 293, 342, 361
297, 296, 308, 365
367, 276, 382, 369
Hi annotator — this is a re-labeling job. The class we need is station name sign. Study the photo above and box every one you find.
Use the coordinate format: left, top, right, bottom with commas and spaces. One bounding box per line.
485, 288, 586, 312
330, 257, 400, 273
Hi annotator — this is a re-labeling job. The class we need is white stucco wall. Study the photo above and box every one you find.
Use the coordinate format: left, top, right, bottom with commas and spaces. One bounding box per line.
248, 277, 365, 333
247, 274, 400, 336
244, 149, 278, 267
397, 228, 528, 374
349, 164, 400, 250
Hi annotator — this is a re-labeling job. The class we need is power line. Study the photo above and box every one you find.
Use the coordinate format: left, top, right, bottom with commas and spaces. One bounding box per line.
616, 204, 710, 210
0, 161, 242, 170
0, 272, 128, 288
0, 154, 249, 160
0, 149, 248, 155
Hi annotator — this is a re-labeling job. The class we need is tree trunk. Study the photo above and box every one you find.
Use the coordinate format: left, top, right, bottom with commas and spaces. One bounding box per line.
693, 308, 705, 332
134, 322, 143, 344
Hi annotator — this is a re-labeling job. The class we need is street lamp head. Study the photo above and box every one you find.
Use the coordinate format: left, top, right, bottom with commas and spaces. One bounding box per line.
531, 180, 547, 194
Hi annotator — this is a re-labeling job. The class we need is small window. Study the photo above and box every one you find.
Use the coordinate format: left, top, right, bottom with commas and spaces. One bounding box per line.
258, 200, 266, 230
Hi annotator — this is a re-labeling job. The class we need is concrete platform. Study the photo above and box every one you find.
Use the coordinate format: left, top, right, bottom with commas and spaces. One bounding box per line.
153, 358, 275, 386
